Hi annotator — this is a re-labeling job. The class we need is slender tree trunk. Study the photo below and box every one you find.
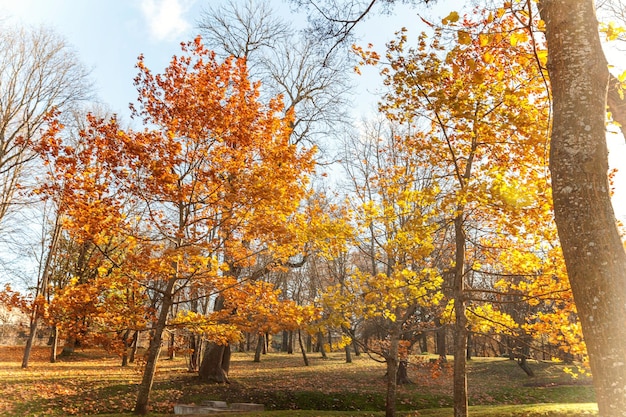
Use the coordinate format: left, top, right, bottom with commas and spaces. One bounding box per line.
168, 331, 175, 360
539, 2, 626, 415
452, 215, 468, 417
435, 318, 447, 362
121, 329, 132, 367
49, 325, 58, 363
254, 334, 263, 363
135, 279, 175, 415
385, 328, 399, 417
318, 331, 327, 358
21, 319, 38, 368
287, 331, 293, 354
298, 330, 309, 366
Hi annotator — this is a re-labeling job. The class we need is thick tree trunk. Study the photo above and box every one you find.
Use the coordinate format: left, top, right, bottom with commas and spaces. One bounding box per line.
345, 344, 352, 363
135, 279, 175, 415
540, 2, 626, 415
198, 343, 230, 383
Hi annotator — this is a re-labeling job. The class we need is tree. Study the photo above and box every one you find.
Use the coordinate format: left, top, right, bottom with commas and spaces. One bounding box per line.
198, 0, 352, 148
538, 1, 626, 415
34, 37, 316, 415
0, 24, 90, 230
356, 10, 553, 415
296, 1, 626, 414
321, 118, 443, 417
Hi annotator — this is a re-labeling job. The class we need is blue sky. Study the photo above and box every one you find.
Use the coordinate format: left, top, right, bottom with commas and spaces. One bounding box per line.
2, 0, 626, 219
0, 0, 208, 116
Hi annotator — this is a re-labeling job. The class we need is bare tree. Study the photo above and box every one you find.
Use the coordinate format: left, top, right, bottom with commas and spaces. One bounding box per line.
0, 24, 91, 230
197, 0, 352, 148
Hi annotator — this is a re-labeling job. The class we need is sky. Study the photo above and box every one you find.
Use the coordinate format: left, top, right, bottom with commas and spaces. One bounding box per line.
1, 0, 626, 220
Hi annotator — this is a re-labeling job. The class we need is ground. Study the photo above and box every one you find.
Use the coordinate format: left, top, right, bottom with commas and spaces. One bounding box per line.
0, 346, 597, 416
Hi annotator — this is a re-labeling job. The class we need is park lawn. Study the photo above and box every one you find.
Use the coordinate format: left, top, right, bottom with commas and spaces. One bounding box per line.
0, 346, 596, 416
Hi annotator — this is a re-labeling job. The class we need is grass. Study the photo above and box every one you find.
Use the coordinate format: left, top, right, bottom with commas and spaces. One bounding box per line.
0, 346, 597, 416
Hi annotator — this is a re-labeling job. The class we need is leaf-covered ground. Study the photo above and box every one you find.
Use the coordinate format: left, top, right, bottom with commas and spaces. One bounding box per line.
0, 346, 595, 416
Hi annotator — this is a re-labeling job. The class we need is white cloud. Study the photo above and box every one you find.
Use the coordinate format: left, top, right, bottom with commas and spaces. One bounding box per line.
139, 0, 195, 42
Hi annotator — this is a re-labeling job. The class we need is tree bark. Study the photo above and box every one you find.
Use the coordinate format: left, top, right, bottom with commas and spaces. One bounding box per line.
197, 295, 231, 382
49, 325, 58, 363
198, 342, 230, 383
434, 318, 447, 362
134, 279, 175, 415
385, 328, 399, 417
539, 1, 626, 415
298, 330, 310, 366
254, 334, 263, 363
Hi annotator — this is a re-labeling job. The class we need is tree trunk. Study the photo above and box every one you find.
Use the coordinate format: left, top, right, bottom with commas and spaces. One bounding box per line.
287, 330, 294, 354
452, 215, 468, 417
61, 336, 76, 356
254, 334, 263, 363
49, 325, 58, 363
298, 329, 310, 366
385, 328, 399, 417
129, 331, 139, 363
396, 360, 412, 385
318, 330, 327, 358
540, 2, 626, 416
188, 334, 200, 372
134, 280, 175, 415
121, 329, 132, 367
198, 342, 230, 383
21, 318, 38, 368
345, 344, 352, 363
282, 330, 289, 352
435, 318, 447, 362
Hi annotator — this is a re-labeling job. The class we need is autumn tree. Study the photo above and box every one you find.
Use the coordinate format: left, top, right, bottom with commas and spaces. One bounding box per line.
320, 118, 444, 417
34, 37, 316, 415
353, 10, 553, 415
538, 1, 626, 415
0, 24, 90, 366
295, 0, 626, 415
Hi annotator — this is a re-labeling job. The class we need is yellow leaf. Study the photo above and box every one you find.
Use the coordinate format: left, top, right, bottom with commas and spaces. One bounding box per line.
483, 51, 494, 64
458, 31, 471, 45
479, 34, 490, 47
442, 11, 460, 25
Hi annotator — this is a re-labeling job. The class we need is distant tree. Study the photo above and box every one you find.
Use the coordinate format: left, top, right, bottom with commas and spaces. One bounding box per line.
0, 24, 90, 230
198, 0, 352, 148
